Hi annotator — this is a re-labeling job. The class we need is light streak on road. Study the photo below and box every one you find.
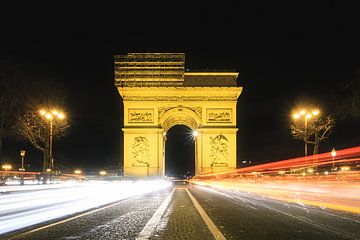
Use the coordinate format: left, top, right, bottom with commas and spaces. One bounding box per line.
192, 145, 360, 214
192, 177, 360, 213
0, 180, 171, 235
199, 146, 360, 177
0, 181, 79, 192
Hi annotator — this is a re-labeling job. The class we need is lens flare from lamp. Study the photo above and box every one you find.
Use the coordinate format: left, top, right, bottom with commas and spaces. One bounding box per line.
45, 113, 53, 120
293, 113, 300, 119
57, 113, 65, 119
312, 109, 320, 116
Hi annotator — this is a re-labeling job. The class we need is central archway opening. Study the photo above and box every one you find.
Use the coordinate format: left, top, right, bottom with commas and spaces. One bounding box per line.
165, 125, 195, 178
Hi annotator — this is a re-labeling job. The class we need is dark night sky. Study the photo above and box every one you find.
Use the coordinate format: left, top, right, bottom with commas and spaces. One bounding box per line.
1, 2, 359, 173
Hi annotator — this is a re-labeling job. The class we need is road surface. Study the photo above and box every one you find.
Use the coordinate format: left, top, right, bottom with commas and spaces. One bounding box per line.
1, 182, 359, 240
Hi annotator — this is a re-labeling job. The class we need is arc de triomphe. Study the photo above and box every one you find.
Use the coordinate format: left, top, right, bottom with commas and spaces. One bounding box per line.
115, 53, 242, 177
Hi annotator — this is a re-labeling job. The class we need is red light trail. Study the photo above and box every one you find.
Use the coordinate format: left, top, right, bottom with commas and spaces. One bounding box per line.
192, 146, 360, 214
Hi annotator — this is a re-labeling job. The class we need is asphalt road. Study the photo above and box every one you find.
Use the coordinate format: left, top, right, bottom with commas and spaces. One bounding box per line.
189, 185, 360, 240
2, 183, 359, 240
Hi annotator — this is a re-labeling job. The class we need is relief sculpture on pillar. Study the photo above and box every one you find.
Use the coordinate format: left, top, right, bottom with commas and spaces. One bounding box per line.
209, 135, 229, 167
131, 136, 150, 167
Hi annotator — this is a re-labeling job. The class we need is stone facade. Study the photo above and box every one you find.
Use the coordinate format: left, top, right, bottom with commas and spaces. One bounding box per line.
115, 53, 242, 177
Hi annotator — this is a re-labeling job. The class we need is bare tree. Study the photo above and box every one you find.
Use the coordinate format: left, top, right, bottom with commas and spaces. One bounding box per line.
15, 111, 69, 171
290, 115, 335, 155
1, 54, 70, 183
310, 117, 335, 155
13, 79, 69, 176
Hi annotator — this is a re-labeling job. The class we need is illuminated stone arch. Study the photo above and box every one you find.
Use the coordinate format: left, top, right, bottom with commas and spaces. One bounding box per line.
160, 106, 201, 132
115, 53, 242, 177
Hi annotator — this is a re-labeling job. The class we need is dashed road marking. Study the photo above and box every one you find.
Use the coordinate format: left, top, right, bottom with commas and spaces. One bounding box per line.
186, 189, 226, 240
137, 189, 175, 240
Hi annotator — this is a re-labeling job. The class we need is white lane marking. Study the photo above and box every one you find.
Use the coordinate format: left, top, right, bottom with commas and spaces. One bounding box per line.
136, 189, 175, 240
186, 189, 226, 240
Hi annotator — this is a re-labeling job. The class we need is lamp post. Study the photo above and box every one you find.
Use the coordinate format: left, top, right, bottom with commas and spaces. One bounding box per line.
39, 109, 65, 184
292, 109, 320, 156
331, 147, 337, 171
20, 150, 26, 185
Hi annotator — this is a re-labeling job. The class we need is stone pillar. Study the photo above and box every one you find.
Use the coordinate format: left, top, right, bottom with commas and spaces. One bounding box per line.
199, 128, 238, 175
123, 128, 163, 177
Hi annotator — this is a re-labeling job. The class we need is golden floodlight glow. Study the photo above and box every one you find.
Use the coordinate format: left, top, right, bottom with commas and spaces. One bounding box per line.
293, 113, 300, 119
45, 113, 53, 120
341, 166, 350, 171
307, 168, 314, 173
192, 130, 199, 137
57, 113, 65, 119
99, 170, 107, 176
299, 110, 306, 115
2, 164, 12, 170
312, 109, 320, 116
305, 113, 312, 119
46, 168, 51, 172
39, 109, 65, 120
74, 169, 82, 174
278, 170, 285, 174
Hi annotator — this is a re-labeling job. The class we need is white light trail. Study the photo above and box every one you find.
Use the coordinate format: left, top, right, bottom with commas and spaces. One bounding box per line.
0, 180, 171, 235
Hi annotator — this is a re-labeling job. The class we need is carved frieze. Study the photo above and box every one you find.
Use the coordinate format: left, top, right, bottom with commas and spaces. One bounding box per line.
131, 136, 150, 167
123, 95, 239, 101
209, 135, 229, 167
128, 108, 154, 123
206, 108, 232, 123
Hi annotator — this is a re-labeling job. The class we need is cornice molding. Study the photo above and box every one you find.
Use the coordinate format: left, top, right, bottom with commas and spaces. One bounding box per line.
118, 87, 242, 101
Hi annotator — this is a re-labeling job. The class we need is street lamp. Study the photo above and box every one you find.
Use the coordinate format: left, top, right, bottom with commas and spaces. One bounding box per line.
2, 164, 12, 179
331, 147, 337, 171
20, 150, 26, 185
39, 108, 65, 184
2, 164, 12, 170
2, 164, 12, 171
292, 108, 320, 156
